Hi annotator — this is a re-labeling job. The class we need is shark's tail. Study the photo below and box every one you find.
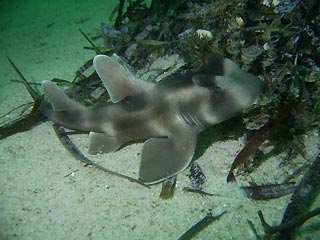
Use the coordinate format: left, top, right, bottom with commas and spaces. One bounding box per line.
7, 57, 95, 132
40, 80, 92, 131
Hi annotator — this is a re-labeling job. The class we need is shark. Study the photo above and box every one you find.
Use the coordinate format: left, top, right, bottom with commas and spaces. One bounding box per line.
37, 52, 261, 184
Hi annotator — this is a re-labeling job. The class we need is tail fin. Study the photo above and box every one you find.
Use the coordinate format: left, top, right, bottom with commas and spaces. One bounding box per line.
41, 80, 84, 112
41, 81, 93, 131
7, 58, 90, 132
7, 57, 82, 113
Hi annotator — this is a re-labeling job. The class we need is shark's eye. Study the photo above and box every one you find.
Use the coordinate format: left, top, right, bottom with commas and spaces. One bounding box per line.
192, 75, 221, 94
192, 74, 212, 86
207, 85, 223, 95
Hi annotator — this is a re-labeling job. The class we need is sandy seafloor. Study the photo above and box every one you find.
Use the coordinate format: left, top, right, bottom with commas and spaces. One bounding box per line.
0, 1, 319, 239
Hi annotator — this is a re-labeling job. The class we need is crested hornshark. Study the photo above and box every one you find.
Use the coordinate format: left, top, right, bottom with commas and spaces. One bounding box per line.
33, 52, 261, 184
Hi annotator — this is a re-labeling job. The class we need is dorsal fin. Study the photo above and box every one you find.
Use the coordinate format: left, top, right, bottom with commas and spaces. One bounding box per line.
93, 54, 154, 103
41, 80, 84, 112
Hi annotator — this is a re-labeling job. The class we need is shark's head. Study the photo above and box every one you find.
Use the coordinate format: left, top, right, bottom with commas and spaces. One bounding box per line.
191, 53, 262, 125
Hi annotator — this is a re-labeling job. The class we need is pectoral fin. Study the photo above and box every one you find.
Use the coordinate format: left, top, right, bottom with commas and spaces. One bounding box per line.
89, 132, 125, 154
139, 126, 198, 184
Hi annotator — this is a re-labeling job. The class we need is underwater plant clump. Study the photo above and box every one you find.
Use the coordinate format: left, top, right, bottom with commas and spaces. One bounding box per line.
98, 0, 319, 162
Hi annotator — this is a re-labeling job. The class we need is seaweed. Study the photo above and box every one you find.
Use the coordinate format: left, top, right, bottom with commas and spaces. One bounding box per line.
241, 182, 296, 200
258, 208, 320, 238
53, 124, 149, 188
182, 187, 220, 197
227, 101, 298, 182
159, 175, 177, 199
0, 58, 47, 140
177, 210, 226, 240
6, 57, 41, 102
0, 99, 46, 140
248, 152, 320, 238
278, 151, 320, 238
79, 28, 102, 54
187, 162, 207, 189
114, 0, 125, 30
